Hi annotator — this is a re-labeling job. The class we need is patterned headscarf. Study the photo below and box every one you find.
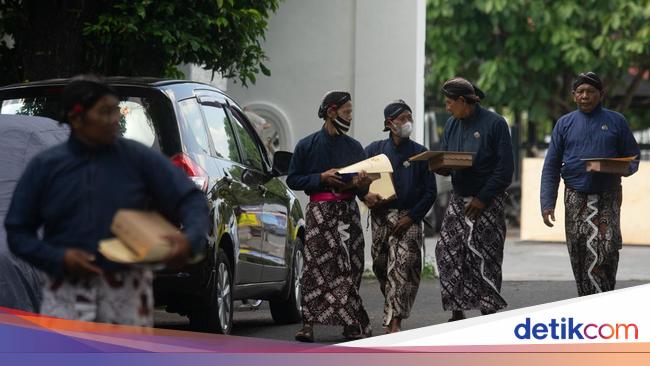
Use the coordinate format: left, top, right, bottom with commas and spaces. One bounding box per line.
572, 72, 603, 91
441, 77, 485, 103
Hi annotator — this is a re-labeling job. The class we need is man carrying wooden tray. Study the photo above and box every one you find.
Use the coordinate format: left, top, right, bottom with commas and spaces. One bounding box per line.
363, 100, 436, 333
4, 76, 209, 326
540, 72, 640, 296
434, 77, 514, 322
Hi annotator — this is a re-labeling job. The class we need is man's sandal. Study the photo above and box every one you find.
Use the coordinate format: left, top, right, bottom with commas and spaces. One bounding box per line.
295, 325, 314, 343
342, 325, 365, 341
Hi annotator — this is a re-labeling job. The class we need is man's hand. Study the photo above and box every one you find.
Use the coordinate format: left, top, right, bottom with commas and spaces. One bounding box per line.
392, 215, 414, 237
542, 208, 555, 227
63, 249, 103, 278
435, 168, 451, 176
464, 197, 486, 220
352, 170, 373, 189
163, 232, 192, 269
364, 192, 383, 209
320, 168, 346, 189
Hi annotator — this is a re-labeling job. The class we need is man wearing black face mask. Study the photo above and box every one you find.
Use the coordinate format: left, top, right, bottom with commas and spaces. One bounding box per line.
287, 91, 373, 342
363, 100, 436, 333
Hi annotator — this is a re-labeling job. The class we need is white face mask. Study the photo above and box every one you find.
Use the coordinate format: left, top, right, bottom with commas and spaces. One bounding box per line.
392, 121, 413, 138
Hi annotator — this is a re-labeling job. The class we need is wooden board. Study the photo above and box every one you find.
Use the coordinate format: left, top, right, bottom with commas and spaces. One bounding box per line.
582, 156, 636, 175
409, 151, 473, 171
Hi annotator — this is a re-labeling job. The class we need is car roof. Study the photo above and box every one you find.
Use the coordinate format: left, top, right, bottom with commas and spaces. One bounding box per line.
0, 77, 230, 103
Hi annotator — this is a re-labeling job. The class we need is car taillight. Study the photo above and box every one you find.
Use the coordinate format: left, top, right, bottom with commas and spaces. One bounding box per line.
171, 153, 209, 192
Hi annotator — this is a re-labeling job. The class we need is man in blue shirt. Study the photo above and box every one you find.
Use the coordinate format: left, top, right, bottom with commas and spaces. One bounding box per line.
540, 72, 640, 296
5, 77, 209, 325
435, 77, 513, 322
287, 91, 372, 342
364, 100, 436, 333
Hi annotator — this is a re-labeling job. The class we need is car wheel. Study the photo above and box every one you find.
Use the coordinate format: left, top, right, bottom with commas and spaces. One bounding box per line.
190, 248, 234, 334
269, 238, 303, 324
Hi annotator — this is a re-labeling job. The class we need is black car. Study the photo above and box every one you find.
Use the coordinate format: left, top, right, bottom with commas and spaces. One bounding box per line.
0, 78, 306, 334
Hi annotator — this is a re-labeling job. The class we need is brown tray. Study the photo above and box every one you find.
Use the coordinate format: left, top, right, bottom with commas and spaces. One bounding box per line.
409, 151, 473, 171
582, 156, 636, 175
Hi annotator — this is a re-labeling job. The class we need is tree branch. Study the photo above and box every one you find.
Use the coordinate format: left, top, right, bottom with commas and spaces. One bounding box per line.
617, 67, 647, 112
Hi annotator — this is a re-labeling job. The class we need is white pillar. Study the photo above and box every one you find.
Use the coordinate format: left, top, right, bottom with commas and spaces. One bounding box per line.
352, 0, 427, 147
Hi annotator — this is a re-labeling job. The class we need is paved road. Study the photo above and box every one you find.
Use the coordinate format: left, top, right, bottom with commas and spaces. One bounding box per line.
406, 233, 650, 282
155, 279, 647, 344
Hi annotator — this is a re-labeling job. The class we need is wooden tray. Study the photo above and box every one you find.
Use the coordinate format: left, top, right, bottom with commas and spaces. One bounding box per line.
409, 151, 473, 171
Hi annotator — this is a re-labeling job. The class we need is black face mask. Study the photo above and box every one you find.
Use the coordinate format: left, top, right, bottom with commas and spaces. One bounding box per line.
332, 115, 351, 135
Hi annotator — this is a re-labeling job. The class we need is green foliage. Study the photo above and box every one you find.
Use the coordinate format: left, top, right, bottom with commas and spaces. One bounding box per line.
0, 0, 280, 86
426, 0, 650, 132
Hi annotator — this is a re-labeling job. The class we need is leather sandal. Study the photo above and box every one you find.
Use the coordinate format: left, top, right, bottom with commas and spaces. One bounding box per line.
295, 324, 314, 343
342, 325, 364, 340
448, 310, 466, 322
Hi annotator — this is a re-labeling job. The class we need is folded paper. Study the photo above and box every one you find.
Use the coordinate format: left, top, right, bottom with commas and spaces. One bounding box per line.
338, 154, 393, 174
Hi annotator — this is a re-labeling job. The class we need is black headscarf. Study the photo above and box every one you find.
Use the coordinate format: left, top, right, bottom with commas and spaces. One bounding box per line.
317, 91, 351, 119
60, 75, 118, 124
441, 77, 485, 103
383, 99, 412, 131
572, 72, 603, 91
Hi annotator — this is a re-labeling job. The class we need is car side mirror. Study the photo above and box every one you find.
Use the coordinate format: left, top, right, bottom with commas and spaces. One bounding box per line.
271, 151, 293, 177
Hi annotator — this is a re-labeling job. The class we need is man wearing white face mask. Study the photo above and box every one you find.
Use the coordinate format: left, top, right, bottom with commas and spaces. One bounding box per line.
363, 100, 437, 333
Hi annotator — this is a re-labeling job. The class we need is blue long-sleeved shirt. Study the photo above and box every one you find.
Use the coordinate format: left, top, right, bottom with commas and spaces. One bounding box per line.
4, 134, 209, 276
364, 138, 437, 222
540, 104, 640, 212
287, 127, 368, 196
440, 105, 514, 204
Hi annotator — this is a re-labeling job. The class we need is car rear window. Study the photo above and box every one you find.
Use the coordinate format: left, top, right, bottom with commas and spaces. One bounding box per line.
0, 86, 179, 155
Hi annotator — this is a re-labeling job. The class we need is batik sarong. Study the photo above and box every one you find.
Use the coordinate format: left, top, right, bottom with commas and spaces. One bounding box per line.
371, 209, 422, 327
436, 193, 508, 312
40, 269, 154, 326
301, 200, 371, 335
564, 187, 622, 296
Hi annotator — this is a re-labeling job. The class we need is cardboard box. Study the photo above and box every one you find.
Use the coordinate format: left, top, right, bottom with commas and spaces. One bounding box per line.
409, 151, 473, 171
99, 210, 177, 264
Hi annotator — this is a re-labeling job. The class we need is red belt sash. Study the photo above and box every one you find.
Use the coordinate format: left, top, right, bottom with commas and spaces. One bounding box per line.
309, 192, 354, 202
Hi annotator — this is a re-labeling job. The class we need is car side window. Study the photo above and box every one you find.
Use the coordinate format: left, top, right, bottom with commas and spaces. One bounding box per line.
227, 106, 266, 172
201, 102, 241, 163
178, 98, 210, 155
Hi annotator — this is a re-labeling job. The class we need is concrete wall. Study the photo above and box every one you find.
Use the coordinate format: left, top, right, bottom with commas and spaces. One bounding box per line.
225, 0, 426, 151
520, 158, 650, 245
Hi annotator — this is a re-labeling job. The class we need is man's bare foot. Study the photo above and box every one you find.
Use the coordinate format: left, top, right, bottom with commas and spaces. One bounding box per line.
388, 317, 401, 333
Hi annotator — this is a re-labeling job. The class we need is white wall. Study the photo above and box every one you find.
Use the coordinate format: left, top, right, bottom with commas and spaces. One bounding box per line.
520, 158, 650, 245
352, 0, 426, 145
226, 0, 357, 150
226, 0, 426, 150
179, 64, 227, 90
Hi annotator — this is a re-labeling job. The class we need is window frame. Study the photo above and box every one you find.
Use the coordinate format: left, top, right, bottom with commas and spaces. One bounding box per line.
197, 96, 243, 164
224, 99, 272, 174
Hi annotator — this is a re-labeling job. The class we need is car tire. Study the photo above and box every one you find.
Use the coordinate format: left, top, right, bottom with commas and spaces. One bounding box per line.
269, 238, 303, 324
190, 248, 234, 334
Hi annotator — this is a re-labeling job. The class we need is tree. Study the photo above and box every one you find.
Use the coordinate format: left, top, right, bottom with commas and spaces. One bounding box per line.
0, 0, 280, 86
425, 0, 650, 131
